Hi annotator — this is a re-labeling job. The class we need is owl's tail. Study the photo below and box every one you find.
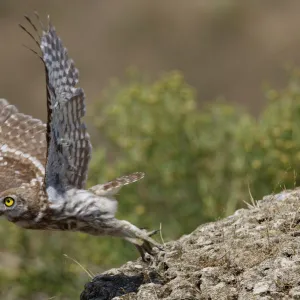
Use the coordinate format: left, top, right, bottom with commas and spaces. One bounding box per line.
88, 172, 144, 197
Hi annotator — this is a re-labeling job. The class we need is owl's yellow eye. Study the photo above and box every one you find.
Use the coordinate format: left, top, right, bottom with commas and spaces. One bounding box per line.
4, 197, 15, 207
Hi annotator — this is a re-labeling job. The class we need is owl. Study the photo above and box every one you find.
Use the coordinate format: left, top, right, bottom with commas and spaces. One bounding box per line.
0, 14, 161, 260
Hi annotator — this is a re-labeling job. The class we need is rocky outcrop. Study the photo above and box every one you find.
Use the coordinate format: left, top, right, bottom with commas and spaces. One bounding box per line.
81, 189, 300, 299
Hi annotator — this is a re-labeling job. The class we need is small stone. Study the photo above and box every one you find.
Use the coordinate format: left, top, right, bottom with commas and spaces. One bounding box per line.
134, 264, 143, 270
253, 281, 270, 295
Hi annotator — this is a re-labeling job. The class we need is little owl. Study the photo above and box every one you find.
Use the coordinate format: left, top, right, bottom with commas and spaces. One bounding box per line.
0, 14, 161, 260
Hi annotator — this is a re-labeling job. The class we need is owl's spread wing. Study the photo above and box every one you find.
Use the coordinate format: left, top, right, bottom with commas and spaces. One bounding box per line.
42, 22, 92, 191
0, 98, 46, 192
21, 15, 92, 193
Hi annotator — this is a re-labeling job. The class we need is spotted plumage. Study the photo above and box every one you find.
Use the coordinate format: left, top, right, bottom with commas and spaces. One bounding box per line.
0, 14, 160, 260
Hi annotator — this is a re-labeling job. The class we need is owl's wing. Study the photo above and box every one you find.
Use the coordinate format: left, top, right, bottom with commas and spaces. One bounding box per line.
21, 15, 92, 193
42, 21, 92, 191
0, 98, 46, 192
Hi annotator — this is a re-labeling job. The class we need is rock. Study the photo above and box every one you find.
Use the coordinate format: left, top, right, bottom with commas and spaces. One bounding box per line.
81, 188, 300, 299
289, 286, 300, 299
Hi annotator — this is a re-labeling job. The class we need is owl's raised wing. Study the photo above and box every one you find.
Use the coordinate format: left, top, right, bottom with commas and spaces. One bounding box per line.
42, 20, 92, 192
21, 15, 92, 194
0, 99, 46, 192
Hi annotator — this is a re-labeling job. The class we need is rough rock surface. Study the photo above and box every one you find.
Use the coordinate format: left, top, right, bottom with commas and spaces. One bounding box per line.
81, 189, 300, 300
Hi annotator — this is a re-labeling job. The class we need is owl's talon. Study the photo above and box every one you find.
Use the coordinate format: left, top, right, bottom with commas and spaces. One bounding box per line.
134, 239, 158, 262
135, 244, 151, 262
123, 226, 162, 259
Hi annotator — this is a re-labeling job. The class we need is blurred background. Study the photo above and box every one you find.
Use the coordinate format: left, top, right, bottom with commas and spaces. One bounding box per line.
2, 0, 300, 299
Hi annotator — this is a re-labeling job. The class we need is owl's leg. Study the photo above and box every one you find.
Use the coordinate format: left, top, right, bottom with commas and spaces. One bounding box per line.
103, 218, 162, 261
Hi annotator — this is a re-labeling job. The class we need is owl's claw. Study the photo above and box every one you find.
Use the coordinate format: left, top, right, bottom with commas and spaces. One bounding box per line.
125, 228, 163, 261
103, 219, 163, 261
135, 244, 152, 261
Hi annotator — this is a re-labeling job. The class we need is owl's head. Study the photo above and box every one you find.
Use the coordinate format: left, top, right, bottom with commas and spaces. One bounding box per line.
0, 185, 39, 222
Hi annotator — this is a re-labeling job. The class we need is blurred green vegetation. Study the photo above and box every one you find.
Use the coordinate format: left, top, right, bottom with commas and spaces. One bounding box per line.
2, 70, 300, 299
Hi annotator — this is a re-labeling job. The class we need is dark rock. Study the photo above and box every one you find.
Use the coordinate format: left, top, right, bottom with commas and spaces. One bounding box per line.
81, 271, 163, 300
